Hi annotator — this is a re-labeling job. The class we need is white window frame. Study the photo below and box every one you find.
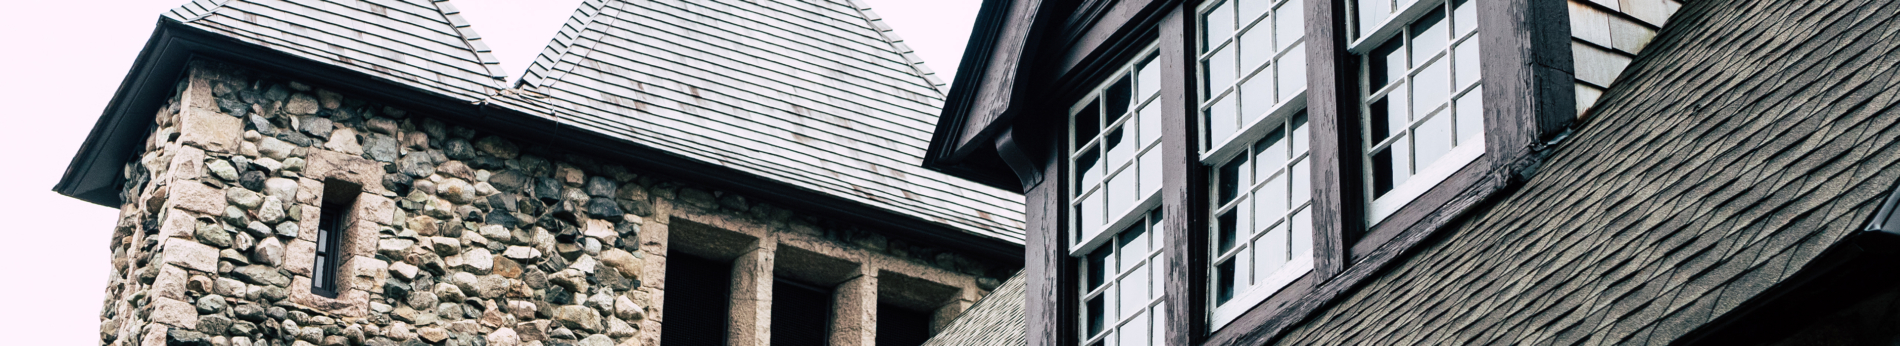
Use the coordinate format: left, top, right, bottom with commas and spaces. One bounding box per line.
1357, 0, 1486, 224
1198, 0, 1312, 163
1069, 45, 1166, 255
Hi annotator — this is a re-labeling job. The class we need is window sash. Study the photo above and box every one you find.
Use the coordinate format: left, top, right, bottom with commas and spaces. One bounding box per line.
1358, 0, 1485, 224
1070, 46, 1166, 255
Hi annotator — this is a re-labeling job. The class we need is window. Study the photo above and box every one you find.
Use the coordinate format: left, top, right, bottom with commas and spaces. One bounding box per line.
1359, 0, 1484, 223
877, 302, 933, 346
1080, 211, 1166, 346
1200, 0, 1308, 156
1072, 48, 1164, 249
1070, 46, 1165, 346
1198, 0, 1313, 329
1206, 113, 1315, 327
771, 279, 832, 346
311, 179, 360, 298
661, 252, 732, 346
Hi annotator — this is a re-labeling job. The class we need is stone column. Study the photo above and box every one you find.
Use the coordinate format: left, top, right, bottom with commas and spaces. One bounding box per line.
727, 237, 775, 346
829, 268, 877, 346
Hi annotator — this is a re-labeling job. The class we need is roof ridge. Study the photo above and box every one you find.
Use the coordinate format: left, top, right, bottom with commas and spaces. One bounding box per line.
517, 0, 614, 92
429, 0, 509, 89
843, 0, 949, 97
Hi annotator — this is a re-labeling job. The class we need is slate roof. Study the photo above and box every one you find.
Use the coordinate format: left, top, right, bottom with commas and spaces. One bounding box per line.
146, 0, 1026, 244
512, 0, 1024, 242
923, 271, 1027, 346
1275, 0, 1900, 344
163, 0, 508, 103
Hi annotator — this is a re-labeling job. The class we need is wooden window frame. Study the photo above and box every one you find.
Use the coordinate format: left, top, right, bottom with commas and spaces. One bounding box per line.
1010, 0, 1570, 345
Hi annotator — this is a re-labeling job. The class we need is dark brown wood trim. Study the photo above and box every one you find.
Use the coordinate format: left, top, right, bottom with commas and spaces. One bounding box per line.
1303, 0, 1362, 281
1023, 150, 1068, 346
1055, 0, 1163, 79
1158, 4, 1206, 345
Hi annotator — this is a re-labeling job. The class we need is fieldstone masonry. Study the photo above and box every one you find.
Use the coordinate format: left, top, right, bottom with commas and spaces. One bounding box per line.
96, 60, 1014, 346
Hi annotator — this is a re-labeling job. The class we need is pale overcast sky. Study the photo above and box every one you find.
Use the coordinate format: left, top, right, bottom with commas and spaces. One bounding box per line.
0, 0, 979, 343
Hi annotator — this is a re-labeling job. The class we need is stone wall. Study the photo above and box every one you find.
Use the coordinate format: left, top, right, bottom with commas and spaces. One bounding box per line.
97, 60, 1014, 346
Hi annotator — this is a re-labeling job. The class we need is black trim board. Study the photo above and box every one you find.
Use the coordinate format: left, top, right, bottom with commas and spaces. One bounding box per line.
54, 18, 1025, 267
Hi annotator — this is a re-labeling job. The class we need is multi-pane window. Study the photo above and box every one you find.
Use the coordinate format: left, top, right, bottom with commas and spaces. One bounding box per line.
1072, 49, 1164, 246
1198, 0, 1312, 329
1201, 0, 1308, 150
1207, 113, 1316, 327
1080, 211, 1167, 346
1360, 0, 1485, 223
1071, 46, 1165, 346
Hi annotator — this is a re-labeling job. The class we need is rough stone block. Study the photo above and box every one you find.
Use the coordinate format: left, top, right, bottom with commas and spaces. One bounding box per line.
295, 178, 324, 206
166, 145, 206, 182
159, 208, 198, 240
289, 276, 371, 318
304, 149, 387, 195
165, 238, 219, 273
178, 108, 241, 153
284, 239, 316, 277
344, 220, 380, 258
352, 194, 396, 226
342, 256, 389, 292
168, 182, 227, 215
149, 297, 199, 329
152, 264, 189, 300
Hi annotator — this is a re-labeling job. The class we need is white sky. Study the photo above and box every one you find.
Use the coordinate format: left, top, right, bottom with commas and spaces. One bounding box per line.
0, 0, 978, 343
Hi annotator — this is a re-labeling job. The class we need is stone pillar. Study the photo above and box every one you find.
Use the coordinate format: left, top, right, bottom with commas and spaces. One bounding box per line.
727, 238, 775, 346
830, 268, 877, 346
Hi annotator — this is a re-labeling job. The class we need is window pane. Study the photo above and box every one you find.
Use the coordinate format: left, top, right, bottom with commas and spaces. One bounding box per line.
1456, 40, 1481, 89
1107, 127, 1133, 170
313, 255, 326, 287
1240, 26, 1273, 73
1077, 147, 1102, 191
1076, 99, 1101, 148
1107, 76, 1133, 119
1217, 209, 1239, 253
1218, 156, 1247, 204
1454, 0, 1477, 37
1140, 150, 1161, 197
1258, 172, 1287, 220
1215, 259, 1236, 304
1414, 112, 1453, 172
1210, 95, 1238, 143
1121, 223, 1150, 260
1109, 169, 1138, 217
1371, 146, 1395, 197
1291, 208, 1313, 258
1409, 8, 1448, 66
1140, 103, 1162, 145
1276, 0, 1304, 52
1121, 264, 1149, 317
1413, 58, 1450, 117
1139, 56, 1162, 101
1208, 46, 1237, 95
1370, 38, 1405, 88
1088, 245, 1112, 289
1087, 295, 1107, 336
1122, 311, 1150, 346
1241, 0, 1272, 23
1152, 303, 1167, 346
1255, 224, 1289, 279
1357, 0, 1389, 37
1291, 112, 1309, 154
1387, 82, 1411, 124
1082, 191, 1105, 239
1457, 87, 1485, 145
1255, 127, 1288, 173
1240, 72, 1275, 122
1278, 42, 1307, 101
1205, 1, 1235, 48
1291, 158, 1311, 205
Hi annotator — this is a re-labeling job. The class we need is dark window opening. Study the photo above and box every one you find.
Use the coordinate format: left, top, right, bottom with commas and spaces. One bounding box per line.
311, 179, 360, 298
662, 252, 733, 346
771, 279, 832, 346
877, 302, 933, 346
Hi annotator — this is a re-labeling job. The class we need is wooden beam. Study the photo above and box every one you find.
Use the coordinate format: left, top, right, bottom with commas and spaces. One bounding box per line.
1158, 3, 1206, 345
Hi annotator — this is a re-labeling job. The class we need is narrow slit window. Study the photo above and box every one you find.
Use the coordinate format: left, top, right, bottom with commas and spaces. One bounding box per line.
662, 252, 733, 346
311, 179, 360, 298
